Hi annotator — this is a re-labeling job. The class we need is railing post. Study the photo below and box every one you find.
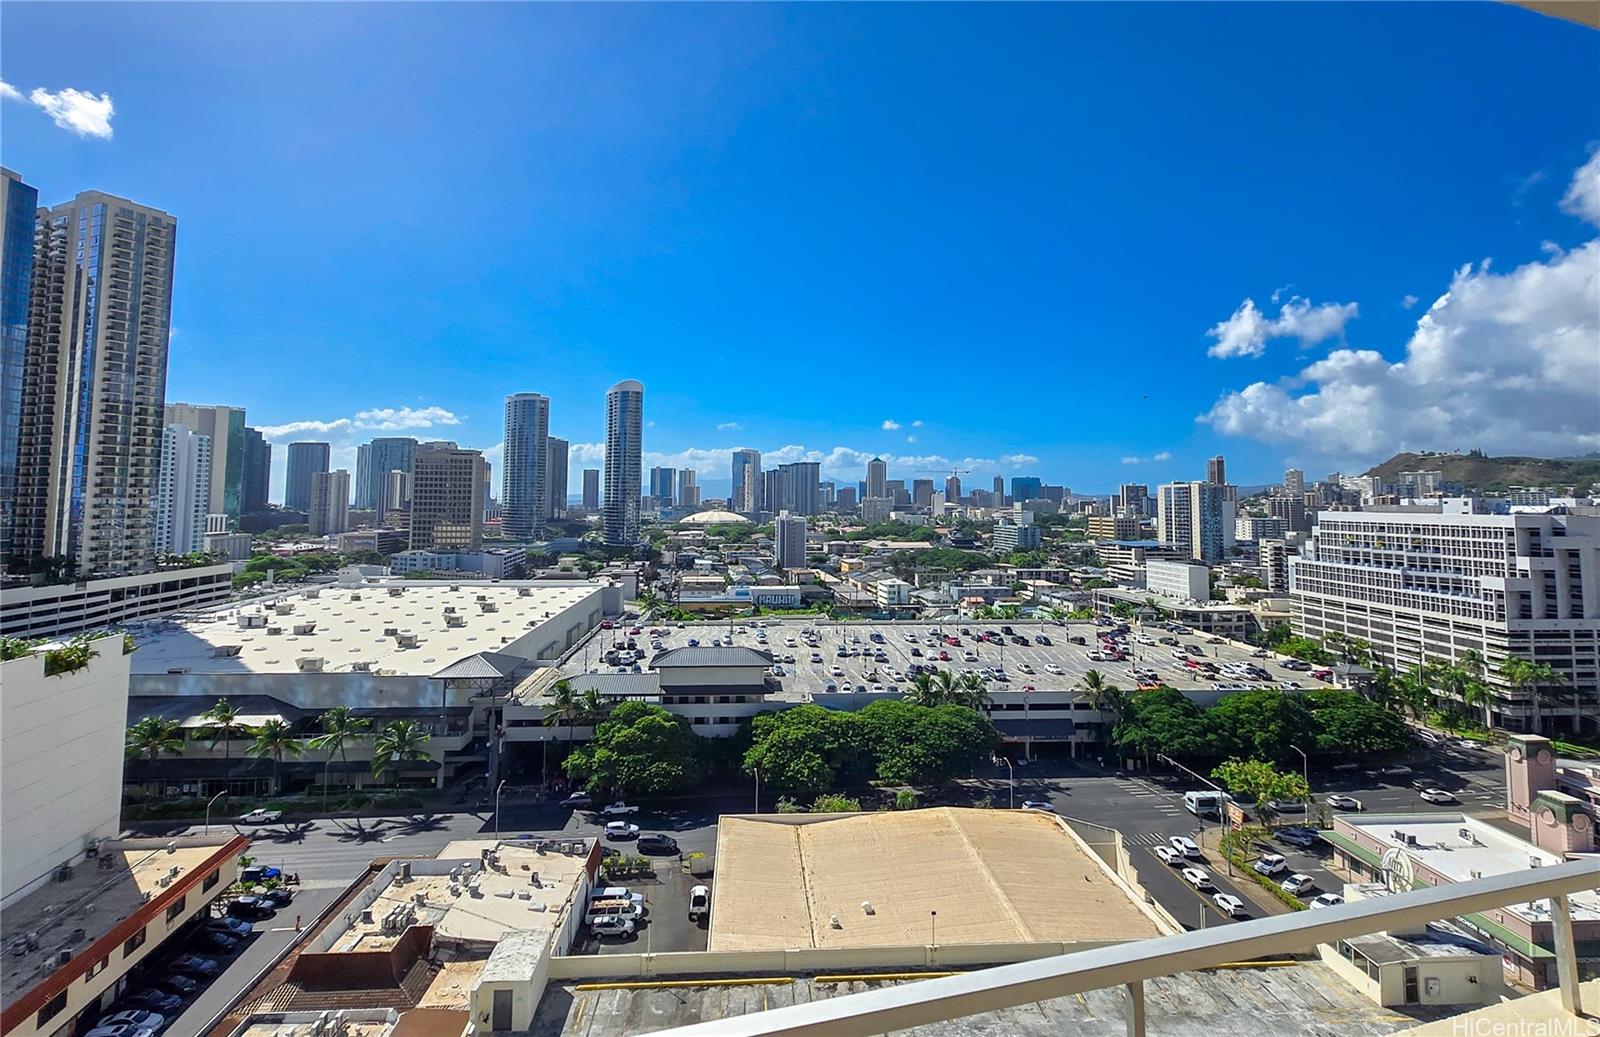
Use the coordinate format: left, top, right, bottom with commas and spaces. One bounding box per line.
1125, 980, 1145, 1037
1549, 892, 1585, 1017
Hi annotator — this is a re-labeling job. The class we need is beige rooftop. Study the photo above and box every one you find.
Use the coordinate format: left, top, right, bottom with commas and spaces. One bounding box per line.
710, 808, 1165, 952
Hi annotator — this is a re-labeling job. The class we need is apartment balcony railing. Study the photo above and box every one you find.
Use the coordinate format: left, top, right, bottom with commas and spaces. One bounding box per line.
653, 858, 1599, 1037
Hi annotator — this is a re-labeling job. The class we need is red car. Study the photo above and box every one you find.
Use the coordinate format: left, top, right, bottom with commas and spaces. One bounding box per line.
938, 650, 951, 661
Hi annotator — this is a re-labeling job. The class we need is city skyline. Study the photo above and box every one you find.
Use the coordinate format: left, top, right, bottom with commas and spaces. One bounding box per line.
3, 4, 1595, 503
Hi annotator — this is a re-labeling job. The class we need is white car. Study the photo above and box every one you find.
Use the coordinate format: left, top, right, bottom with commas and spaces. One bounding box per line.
1018, 663, 1035, 674
1326, 794, 1363, 811
601, 801, 639, 817
830, 665, 844, 677
1044, 663, 1065, 675
1454, 739, 1484, 751
1415, 730, 1443, 745
1169, 835, 1202, 859
1181, 867, 1214, 890
811, 653, 823, 663
688, 884, 711, 921
98, 1013, 165, 1032
1212, 893, 1246, 917
237, 809, 282, 824
1153, 845, 1183, 866
1252, 853, 1287, 876
604, 821, 640, 840
590, 915, 637, 938
1280, 874, 1317, 896
1021, 800, 1055, 812
1309, 893, 1345, 910
1419, 788, 1457, 804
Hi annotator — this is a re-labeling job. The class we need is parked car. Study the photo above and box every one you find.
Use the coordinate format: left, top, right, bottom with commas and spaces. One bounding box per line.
1325, 794, 1363, 811
158, 973, 199, 997
1265, 798, 1307, 813
1454, 739, 1485, 751
1212, 893, 1247, 917
121, 990, 182, 1015
1280, 874, 1317, 896
1020, 800, 1055, 813
203, 915, 254, 937
688, 884, 711, 921
1276, 828, 1321, 848
226, 896, 275, 920
1153, 845, 1183, 866
589, 886, 645, 910
1168, 835, 1203, 859
604, 821, 640, 841
98, 1012, 165, 1032
637, 834, 679, 855
1036, 635, 1053, 645
237, 809, 282, 824
590, 916, 637, 939
1415, 730, 1443, 745
84, 1026, 158, 1037
1252, 853, 1287, 876
191, 931, 239, 955
1309, 893, 1345, 910
238, 866, 280, 884
167, 954, 219, 977
1181, 867, 1214, 890
601, 801, 640, 817
259, 887, 295, 908
1420, 788, 1457, 804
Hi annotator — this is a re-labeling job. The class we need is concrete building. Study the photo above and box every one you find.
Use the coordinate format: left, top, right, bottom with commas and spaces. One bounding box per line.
203, 530, 253, 560
0, 565, 233, 640
1237, 514, 1289, 542
912, 478, 935, 508
774, 511, 807, 570
861, 497, 893, 524
502, 393, 551, 537
875, 577, 912, 608
1292, 509, 1599, 733
866, 457, 887, 501
153, 424, 212, 555
336, 527, 407, 555
602, 380, 642, 546
783, 461, 821, 516
14, 191, 177, 577
1117, 483, 1152, 519
410, 443, 486, 551
649, 466, 676, 508
1206, 455, 1226, 485
1088, 514, 1141, 541
1284, 467, 1306, 499
993, 518, 1042, 553
308, 468, 351, 536
731, 449, 762, 514
353, 437, 416, 516
678, 468, 699, 509
545, 437, 569, 520
284, 441, 330, 512
0, 168, 38, 573
241, 426, 271, 513
1158, 481, 1226, 563
1268, 493, 1311, 534
1145, 559, 1210, 601
835, 486, 857, 512
163, 403, 246, 519
354, 442, 371, 509
379, 468, 411, 521
390, 548, 525, 579
1261, 538, 1291, 593
578, 468, 599, 512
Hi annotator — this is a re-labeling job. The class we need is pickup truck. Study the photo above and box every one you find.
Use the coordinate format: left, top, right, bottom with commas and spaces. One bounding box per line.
237, 809, 282, 824
600, 802, 639, 817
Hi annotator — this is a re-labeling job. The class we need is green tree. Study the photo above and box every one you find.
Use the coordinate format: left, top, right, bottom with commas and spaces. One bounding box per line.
370, 720, 433, 782
894, 788, 920, 810
810, 794, 863, 813
1210, 758, 1311, 823
126, 716, 186, 761
743, 705, 868, 792
310, 706, 372, 806
544, 679, 583, 742
247, 719, 304, 794
1499, 657, 1559, 735
1304, 690, 1413, 756
565, 701, 707, 796
857, 700, 999, 785
198, 699, 245, 763
1111, 687, 1213, 761
1206, 689, 1320, 765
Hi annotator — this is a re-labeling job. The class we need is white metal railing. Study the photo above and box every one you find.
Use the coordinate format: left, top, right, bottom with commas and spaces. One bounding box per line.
651, 857, 1599, 1037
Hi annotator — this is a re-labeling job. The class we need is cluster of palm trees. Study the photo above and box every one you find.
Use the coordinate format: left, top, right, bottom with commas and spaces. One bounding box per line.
123, 699, 435, 800
542, 679, 615, 737
1362, 646, 1571, 735
905, 669, 990, 708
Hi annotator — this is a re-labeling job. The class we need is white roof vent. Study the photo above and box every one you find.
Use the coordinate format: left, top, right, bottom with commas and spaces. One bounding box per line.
296, 656, 326, 672
212, 645, 242, 658
292, 622, 317, 636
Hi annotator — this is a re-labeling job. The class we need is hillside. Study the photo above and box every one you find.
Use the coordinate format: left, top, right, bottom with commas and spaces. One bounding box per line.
1364, 452, 1600, 493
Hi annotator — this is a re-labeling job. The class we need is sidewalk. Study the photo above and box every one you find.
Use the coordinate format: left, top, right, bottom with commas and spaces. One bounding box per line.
1195, 826, 1290, 917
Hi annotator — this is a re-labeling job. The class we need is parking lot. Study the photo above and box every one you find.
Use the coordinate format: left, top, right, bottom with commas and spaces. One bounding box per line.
571, 850, 710, 955
633, 618, 1337, 699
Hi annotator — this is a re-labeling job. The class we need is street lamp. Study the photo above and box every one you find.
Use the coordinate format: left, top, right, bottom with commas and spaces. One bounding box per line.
753, 767, 761, 813
203, 789, 229, 835
996, 755, 1014, 809
1289, 744, 1309, 795
493, 779, 507, 841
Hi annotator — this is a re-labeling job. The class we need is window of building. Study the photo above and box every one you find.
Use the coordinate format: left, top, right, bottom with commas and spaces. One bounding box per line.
165, 895, 187, 922
202, 869, 220, 892
123, 926, 147, 958
37, 990, 68, 1027
87, 955, 109, 979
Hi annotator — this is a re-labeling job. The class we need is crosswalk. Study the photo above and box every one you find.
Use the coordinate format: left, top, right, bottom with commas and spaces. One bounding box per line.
1114, 779, 1184, 816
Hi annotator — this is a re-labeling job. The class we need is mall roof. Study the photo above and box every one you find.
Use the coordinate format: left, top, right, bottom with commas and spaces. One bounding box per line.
709, 808, 1166, 952
652, 645, 773, 668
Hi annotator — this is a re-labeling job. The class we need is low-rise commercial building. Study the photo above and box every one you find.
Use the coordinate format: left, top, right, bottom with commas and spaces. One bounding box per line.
1144, 559, 1210, 601
1, 564, 234, 640
390, 548, 526, 579
1087, 514, 1141, 541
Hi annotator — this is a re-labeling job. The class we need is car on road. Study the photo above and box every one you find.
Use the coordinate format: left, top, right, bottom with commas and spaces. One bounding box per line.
1454, 739, 1484, 751
1020, 800, 1055, 812
812, 652, 824, 663
1212, 893, 1247, 917
830, 665, 845, 676
1181, 867, 1214, 890
237, 808, 282, 824
1280, 874, 1317, 896
1309, 893, 1345, 910
226, 895, 275, 920
604, 821, 640, 840
601, 801, 640, 817
168, 954, 219, 977
1265, 798, 1307, 813
637, 833, 679, 855
1326, 794, 1363, 811
1153, 846, 1183, 866
1275, 828, 1321, 848
590, 916, 637, 939
1252, 853, 1287, 876
688, 884, 711, 921
1419, 788, 1457, 804
1415, 730, 1442, 745
1379, 764, 1413, 778
259, 886, 294, 908
1206, 637, 1226, 645
98, 1012, 165, 1032
1169, 835, 1203, 859
121, 990, 183, 1015
1044, 663, 1064, 675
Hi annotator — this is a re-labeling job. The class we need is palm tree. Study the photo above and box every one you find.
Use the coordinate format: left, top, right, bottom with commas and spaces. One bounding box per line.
371, 720, 433, 783
956, 671, 990, 710
248, 720, 304, 794
310, 706, 372, 809
578, 689, 613, 727
1078, 669, 1115, 713
1499, 657, 1559, 735
198, 699, 244, 763
544, 679, 582, 741
126, 716, 185, 761
1398, 664, 1431, 720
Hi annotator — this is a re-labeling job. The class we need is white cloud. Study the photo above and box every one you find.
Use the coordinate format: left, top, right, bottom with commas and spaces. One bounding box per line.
27, 86, 115, 139
1401, 294, 1420, 309
881, 420, 901, 431
1560, 148, 1600, 225
257, 405, 465, 441
906, 435, 917, 444
1206, 295, 1359, 359
911, 420, 924, 428
0, 81, 21, 102
1120, 456, 1142, 465
1205, 228, 1600, 463
1121, 450, 1172, 465
1153, 450, 1172, 462
715, 422, 740, 431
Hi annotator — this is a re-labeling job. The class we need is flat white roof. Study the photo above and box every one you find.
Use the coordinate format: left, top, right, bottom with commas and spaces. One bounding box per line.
130, 582, 599, 677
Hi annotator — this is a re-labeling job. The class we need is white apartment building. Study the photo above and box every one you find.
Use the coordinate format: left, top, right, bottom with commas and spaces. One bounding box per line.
1157, 481, 1225, 562
308, 468, 351, 536
861, 497, 893, 523
1145, 559, 1210, 601
1236, 515, 1288, 543
1291, 509, 1599, 733
153, 424, 212, 554
875, 577, 912, 608
774, 511, 807, 570
1260, 538, 1291, 593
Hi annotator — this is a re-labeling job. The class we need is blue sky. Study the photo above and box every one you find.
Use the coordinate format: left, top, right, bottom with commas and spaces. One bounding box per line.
5, 3, 1597, 501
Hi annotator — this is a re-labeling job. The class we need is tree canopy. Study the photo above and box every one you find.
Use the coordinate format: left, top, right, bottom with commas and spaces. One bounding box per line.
742, 700, 998, 792
565, 701, 708, 796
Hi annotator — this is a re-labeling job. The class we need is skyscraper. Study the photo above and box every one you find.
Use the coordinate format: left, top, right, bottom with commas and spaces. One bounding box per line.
153, 425, 212, 554
1284, 467, 1306, 499
285, 442, 330, 512
502, 392, 550, 537
782, 461, 820, 516
912, 479, 934, 508
1117, 483, 1151, 518
1011, 476, 1042, 502
0, 168, 38, 572
944, 475, 961, 504
731, 449, 762, 514
546, 437, 569, 520
603, 380, 643, 545
354, 444, 372, 510
242, 427, 271, 513
866, 457, 887, 501
763, 468, 786, 514
582, 469, 600, 511
774, 511, 807, 570
309, 469, 351, 536
678, 469, 699, 509
379, 469, 410, 519
358, 437, 417, 515
992, 475, 1005, 503
1158, 481, 1226, 563
410, 443, 485, 550
164, 404, 247, 519
1206, 455, 1227, 485
649, 466, 676, 507
15, 190, 177, 575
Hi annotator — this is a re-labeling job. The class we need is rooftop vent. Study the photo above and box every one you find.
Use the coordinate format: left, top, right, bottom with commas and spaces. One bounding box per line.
449, 585, 460, 592
383, 627, 399, 636
238, 614, 267, 629
350, 661, 372, 673
350, 592, 363, 601
304, 589, 321, 599
212, 645, 242, 658
519, 588, 532, 597
292, 622, 317, 636
445, 615, 466, 628
166, 667, 192, 675
388, 588, 405, 597
479, 601, 498, 613
266, 626, 283, 636
396, 633, 419, 649
274, 602, 295, 615
296, 657, 326, 672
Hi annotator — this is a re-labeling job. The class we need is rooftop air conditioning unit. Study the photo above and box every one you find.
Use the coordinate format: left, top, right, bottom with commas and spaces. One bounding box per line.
266, 626, 283, 636
388, 588, 404, 597
396, 634, 419, 648
305, 589, 321, 599
350, 661, 371, 672
274, 602, 295, 614
446, 615, 466, 628
1530, 856, 1543, 868
384, 627, 399, 636
296, 657, 326, 672
449, 585, 460, 592
238, 614, 266, 629
55, 950, 72, 966
212, 645, 242, 658
293, 622, 317, 635
518, 588, 532, 597
350, 592, 363, 601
